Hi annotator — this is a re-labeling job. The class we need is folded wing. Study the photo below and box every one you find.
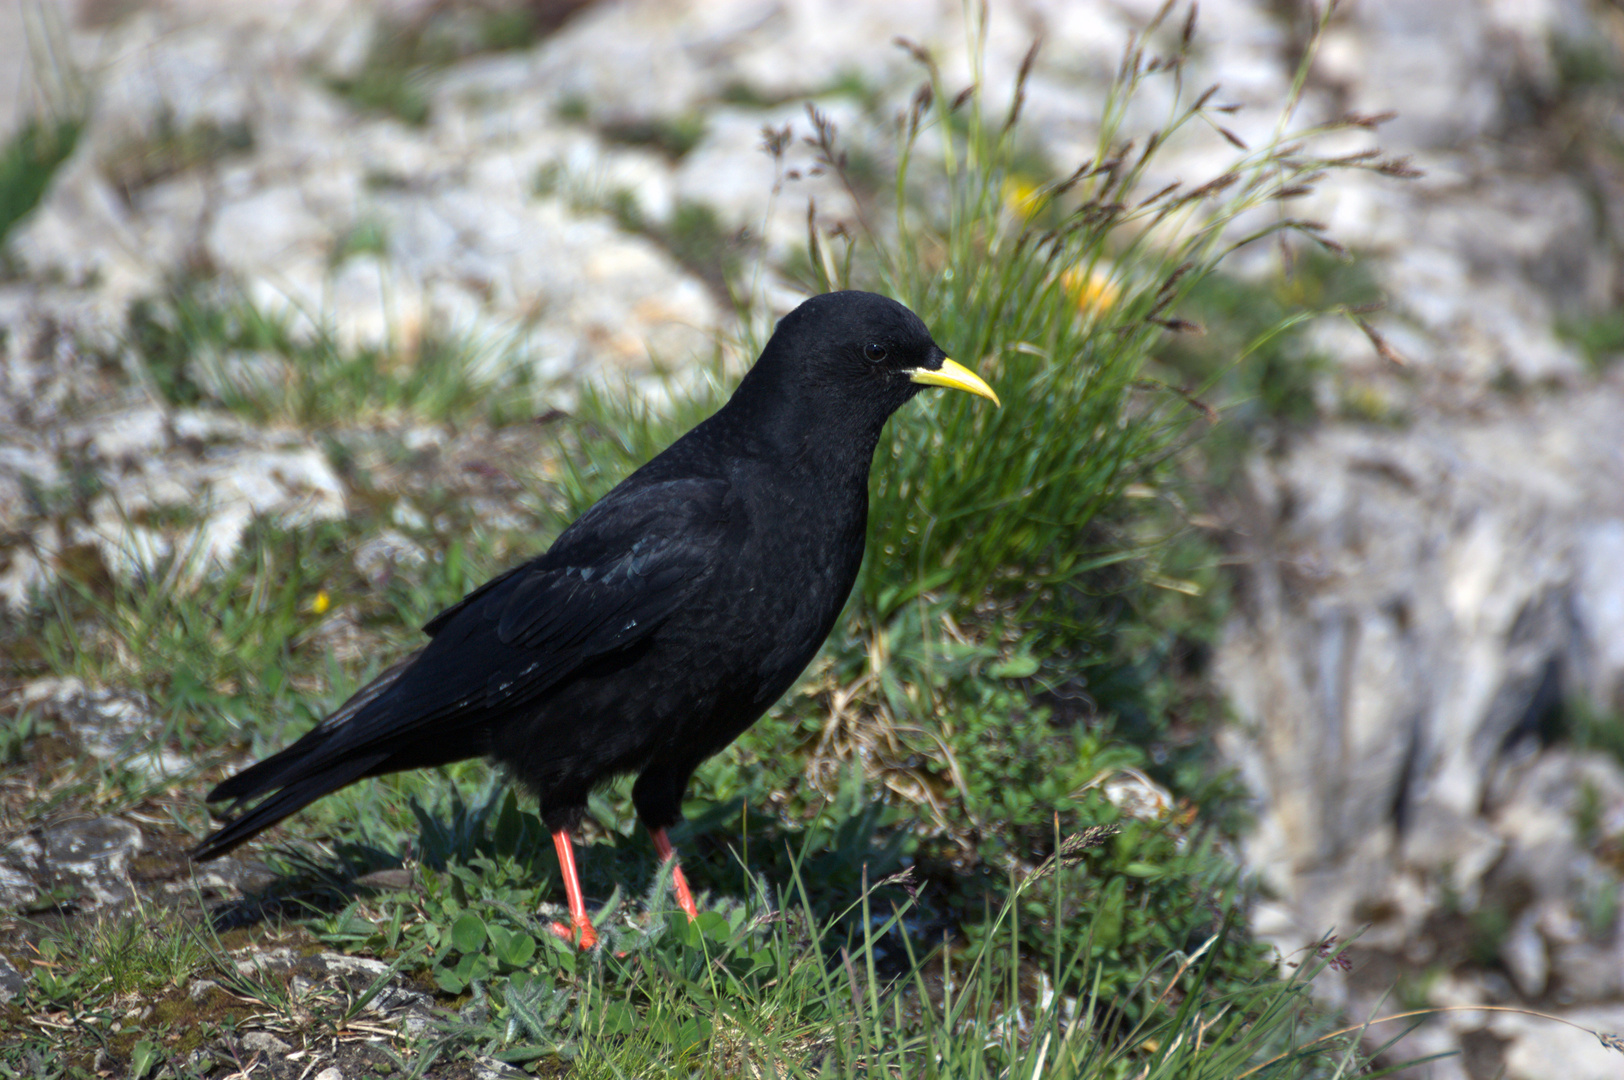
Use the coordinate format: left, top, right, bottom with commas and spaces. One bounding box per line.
193, 476, 736, 859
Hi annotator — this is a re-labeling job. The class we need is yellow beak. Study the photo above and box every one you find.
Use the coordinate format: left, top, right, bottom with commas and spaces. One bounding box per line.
906, 357, 1000, 407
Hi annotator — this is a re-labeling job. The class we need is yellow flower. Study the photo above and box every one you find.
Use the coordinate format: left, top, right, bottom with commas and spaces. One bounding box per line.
1001, 176, 1045, 220
309, 589, 332, 615
1061, 266, 1120, 315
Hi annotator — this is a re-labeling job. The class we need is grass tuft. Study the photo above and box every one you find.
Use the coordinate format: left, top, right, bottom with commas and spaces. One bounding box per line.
126, 281, 539, 427
597, 114, 709, 160
102, 110, 253, 204
327, 3, 593, 125
1558, 306, 1624, 371
0, 116, 82, 247
0, 1, 86, 248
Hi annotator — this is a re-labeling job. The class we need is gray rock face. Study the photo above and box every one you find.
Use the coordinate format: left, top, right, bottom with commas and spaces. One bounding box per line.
239, 1032, 293, 1057
0, 0, 1600, 610
1222, 381, 1624, 885
3, 0, 725, 374
0, 862, 40, 913
15, 677, 188, 781
0, 680, 178, 914
0, 374, 349, 609
1, 817, 144, 911
353, 529, 428, 586
0, 951, 26, 1004
1194, 0, 1624, 1073
1219, 382, 1624, 1074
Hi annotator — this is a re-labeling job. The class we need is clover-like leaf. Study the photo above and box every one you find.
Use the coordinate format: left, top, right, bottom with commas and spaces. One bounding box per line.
450, 912, 487, 953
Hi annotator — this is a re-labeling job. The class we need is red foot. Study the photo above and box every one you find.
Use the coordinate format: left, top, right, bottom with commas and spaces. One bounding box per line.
650, 827, 700, 922
546, 825, 697, 949
550, 828, 599, 950
547, 917, 598, 950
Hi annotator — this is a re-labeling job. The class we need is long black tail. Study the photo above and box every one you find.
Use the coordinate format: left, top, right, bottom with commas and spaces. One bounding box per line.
191, 658, 415, 862
190, 752, 388, 861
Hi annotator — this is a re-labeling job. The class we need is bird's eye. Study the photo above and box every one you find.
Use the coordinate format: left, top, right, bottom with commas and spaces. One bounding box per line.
863, 343, 888, 363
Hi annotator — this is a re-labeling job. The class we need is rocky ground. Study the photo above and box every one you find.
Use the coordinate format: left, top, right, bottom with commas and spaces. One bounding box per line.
3, 0, 1624, 1077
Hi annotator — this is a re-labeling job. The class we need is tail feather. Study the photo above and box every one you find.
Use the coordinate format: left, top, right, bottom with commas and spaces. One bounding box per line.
206, 732, 332, 809
191, 752, 388, 861
193, 657, 419, 861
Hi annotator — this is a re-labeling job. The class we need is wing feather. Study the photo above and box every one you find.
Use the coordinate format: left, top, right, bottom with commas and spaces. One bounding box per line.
296, 477, 735, 755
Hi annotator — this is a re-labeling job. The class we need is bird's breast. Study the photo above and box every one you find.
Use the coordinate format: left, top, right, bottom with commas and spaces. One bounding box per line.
727, 483, 865, 667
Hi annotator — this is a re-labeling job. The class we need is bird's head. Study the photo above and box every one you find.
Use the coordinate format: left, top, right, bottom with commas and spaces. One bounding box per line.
734, 291, 998, 440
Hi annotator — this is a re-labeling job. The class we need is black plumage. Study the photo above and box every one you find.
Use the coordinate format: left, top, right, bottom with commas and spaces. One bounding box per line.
193, 290, 997, 946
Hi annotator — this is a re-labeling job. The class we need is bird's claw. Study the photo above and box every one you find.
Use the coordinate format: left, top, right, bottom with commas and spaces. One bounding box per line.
649, 826, 701, 923
670, 863, 700, 923
548, 917, 598, 950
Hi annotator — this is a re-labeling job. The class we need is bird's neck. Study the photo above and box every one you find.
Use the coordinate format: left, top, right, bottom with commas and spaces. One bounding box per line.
717, 390, 889, 489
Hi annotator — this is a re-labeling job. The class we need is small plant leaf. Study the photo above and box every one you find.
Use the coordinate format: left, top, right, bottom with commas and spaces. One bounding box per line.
990, 653, 1040, 679
129, 1040, 163, 1080
450, 912, 487, 953
433, 964, 468, 995
490, 926, 537, 969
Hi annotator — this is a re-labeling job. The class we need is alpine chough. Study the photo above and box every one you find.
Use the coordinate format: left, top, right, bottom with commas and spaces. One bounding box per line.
193, 290, 998, 948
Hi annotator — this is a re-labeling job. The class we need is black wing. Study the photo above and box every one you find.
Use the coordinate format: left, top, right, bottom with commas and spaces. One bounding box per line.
194, 476, 736, 858
430, 475, 737, 710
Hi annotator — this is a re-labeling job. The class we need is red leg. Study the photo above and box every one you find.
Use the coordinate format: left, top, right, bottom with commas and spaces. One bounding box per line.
547, 828, 598, 949
649, 827, 699, 922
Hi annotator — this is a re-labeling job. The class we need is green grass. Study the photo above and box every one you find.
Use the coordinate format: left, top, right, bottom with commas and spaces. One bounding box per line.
125, 281, 540, 427
0, 116, 81, 247
1159, 251, 1383, 425
329, 46, 434, 127
596, 114, 709, 160
28, 521, 366, 752
1545, 695, 1624, 767
11, 489, 548, 756
331, 218, 391, 264
102, 110, 254, 202
0, 856, 1378, 1080
313, 837, 1364, 1079
1557, 307, 1624, 371
0, 0, 86, 251
16, 902, 210, 1006
326, 5, 563, 125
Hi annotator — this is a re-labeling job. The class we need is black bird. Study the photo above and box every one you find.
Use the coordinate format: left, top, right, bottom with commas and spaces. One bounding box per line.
193, 290, 997, 947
